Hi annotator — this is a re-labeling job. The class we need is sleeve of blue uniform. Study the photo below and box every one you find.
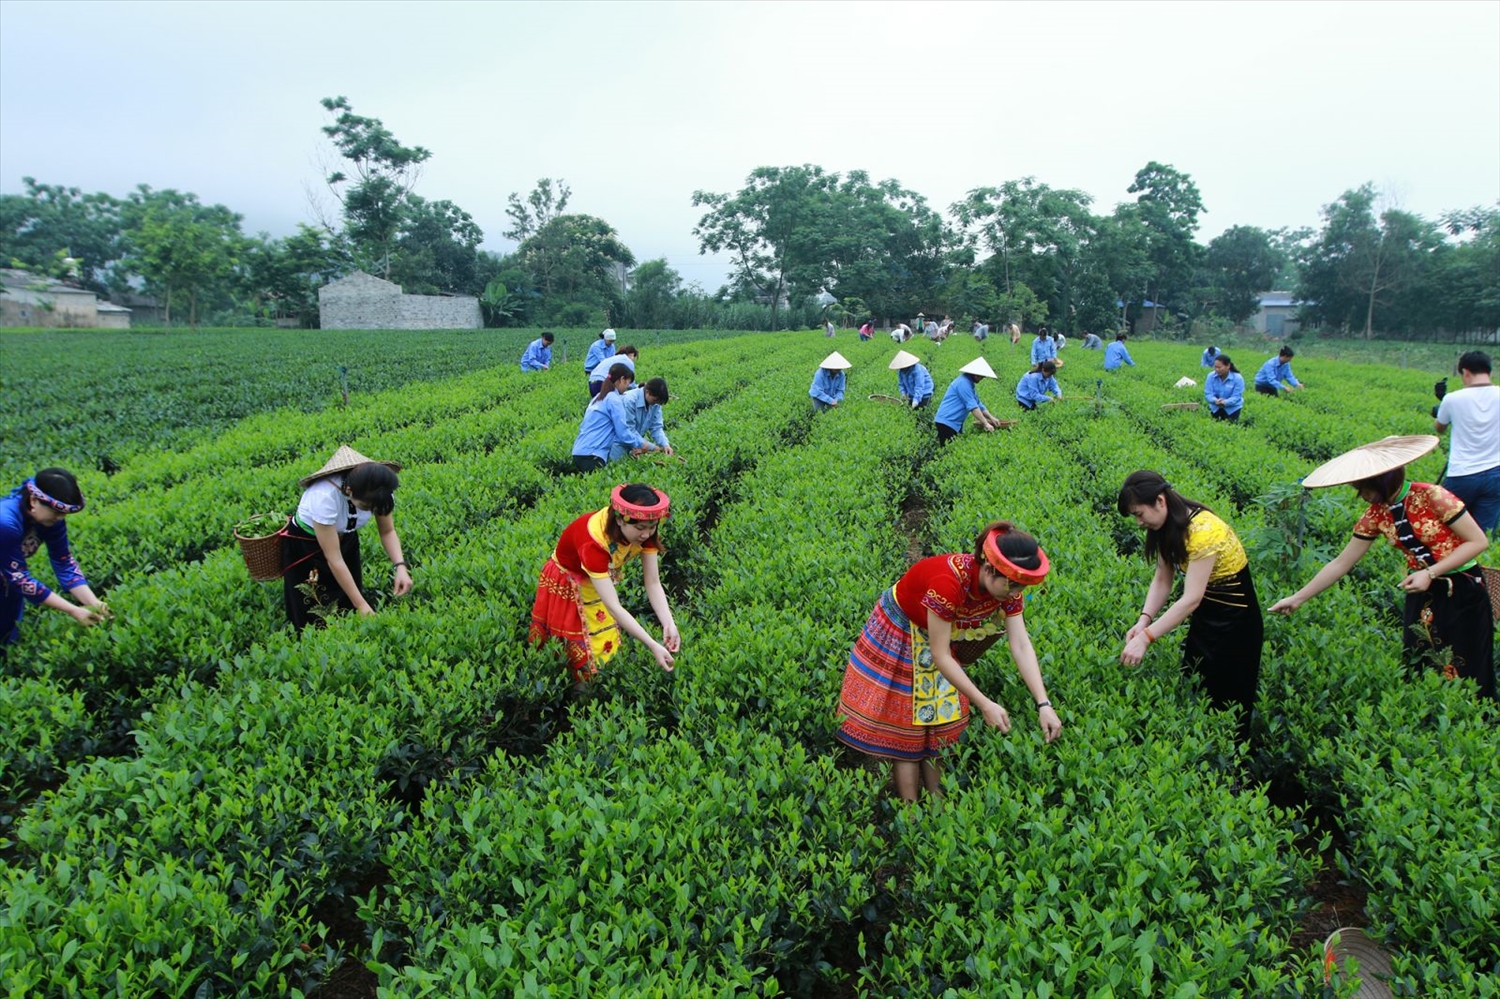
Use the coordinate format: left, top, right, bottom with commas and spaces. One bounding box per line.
607, 396, 646, 449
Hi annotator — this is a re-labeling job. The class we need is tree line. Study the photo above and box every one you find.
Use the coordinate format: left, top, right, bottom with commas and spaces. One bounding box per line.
2, 96, 1494, 338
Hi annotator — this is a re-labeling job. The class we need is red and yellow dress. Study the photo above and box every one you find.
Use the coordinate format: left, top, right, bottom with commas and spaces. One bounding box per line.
529, 507, 659, 681
1352, 482, 1494, 698
836, 554, 1024, 761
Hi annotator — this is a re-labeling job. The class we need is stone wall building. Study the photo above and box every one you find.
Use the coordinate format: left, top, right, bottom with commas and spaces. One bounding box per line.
0, 269, 132, 328
318, 271, 481, 330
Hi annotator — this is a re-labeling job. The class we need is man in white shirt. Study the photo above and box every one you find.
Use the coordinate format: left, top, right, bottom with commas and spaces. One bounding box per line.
1435, 350, 1500, 534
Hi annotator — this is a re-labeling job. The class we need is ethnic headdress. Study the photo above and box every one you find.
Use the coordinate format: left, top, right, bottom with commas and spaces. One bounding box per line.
982, 525, 1050, 586
24, 478, 85, 514
611, 484, 671, 522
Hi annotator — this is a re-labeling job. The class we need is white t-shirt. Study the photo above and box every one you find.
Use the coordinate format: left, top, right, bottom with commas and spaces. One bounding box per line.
296, 477, 373, 535
1436, 384, 1500, 476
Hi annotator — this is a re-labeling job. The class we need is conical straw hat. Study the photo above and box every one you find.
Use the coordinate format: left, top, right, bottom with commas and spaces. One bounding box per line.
959, 357, 998, 380
1323, 927, 1393, 998
1301, 436, 1439, 489
820, 351, 852, 370
889, 350, 920, 370
299, 445, 403, 488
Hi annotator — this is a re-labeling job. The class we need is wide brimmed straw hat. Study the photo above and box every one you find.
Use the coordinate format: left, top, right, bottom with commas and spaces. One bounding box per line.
820, 351, 852, 370
959, 357, 998, 380
299, 445, 403, 488
1323, 927, 1393, 998
889, 350, 920, 370
1302, 435, 1439, 488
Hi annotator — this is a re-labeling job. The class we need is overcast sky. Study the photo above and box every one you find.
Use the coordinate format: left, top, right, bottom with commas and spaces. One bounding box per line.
3, 0, 1496, 289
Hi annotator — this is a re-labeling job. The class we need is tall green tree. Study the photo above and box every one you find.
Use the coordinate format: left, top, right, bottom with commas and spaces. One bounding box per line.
319, 96, 431, 279
1126, 161, 1205, 315
245, 224, 352, 325
692, 165, 838, 330
517, 213, 635, 316
1202, 226, 1285, 324
389, 196, 484, 294
1297, 184, 1445, 337
503, 178, 571, 243
121, 187, 245, 329
624, 258, 683, 328
0, 178, 125, 294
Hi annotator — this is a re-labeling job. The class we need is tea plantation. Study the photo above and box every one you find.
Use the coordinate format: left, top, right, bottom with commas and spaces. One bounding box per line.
1, 327, 1496, 997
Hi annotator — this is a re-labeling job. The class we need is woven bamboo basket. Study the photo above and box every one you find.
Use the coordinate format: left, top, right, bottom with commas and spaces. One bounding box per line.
234, 514, 288, 582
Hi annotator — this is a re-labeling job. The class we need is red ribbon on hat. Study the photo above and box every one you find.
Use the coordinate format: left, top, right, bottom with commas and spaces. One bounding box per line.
983, 526, 1049, 586
610, 484, 670, 522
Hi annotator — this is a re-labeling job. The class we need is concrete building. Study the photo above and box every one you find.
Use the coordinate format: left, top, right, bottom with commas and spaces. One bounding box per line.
1251, 291, 1305, 337
0, 269, 131, 328
318, 271, 481, 330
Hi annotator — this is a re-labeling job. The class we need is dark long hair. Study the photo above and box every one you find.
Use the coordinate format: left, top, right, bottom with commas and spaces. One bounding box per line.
346, 463, 399, 516
1117, 470, 1207, 568
973, 520, 1041, 575
1028, 359, 1058, 377
593, 363, 635, 403
1213, 353, 1240, 374
606, 483, 665, 548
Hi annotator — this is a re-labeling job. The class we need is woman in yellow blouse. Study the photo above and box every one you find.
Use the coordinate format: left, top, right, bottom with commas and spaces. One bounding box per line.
1116, 470, 1263, 741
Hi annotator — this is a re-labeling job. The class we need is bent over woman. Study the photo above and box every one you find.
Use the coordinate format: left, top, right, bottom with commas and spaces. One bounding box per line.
1118, 470, 1263, 741
283, 447, 411, 632
1270, 435, 1493, 700
836, 522, 1062, 802
530, 483, 680, 683
2, 468, 110, 646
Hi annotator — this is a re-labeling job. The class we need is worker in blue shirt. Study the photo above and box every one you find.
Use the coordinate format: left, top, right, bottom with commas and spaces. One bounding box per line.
589, 345, 638, 397
889, 350, 935, 409
1254, 346, 1303, 396
1103, 332, 1136, 371
1016, 360, 1063, 411
1201, 345, 1219, 368
1030, 329, 1059, 366
573, 363, 656, 472
2, 468, 109, 646
810, 351, 852, 411
1204, 354, 1246, 422
520, 332, 555, 371
609, 377, 673, 462
583, 329, 617, 395
934, 357, 1002, 444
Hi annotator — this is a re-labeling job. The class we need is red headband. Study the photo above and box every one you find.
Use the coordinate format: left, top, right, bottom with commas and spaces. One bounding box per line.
24, 478, 84, 515
982, 527, 1049, 586
611, 484, 670, 522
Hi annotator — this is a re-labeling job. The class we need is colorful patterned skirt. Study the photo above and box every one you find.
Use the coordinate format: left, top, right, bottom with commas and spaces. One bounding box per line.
528, 556, 621, 682
836, 589, 973, 761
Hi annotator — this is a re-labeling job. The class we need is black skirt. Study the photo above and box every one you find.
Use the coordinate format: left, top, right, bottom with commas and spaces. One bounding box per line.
1181, 565, 1263, 740
282, 521, 362, 632
1401, 567, 1496, 700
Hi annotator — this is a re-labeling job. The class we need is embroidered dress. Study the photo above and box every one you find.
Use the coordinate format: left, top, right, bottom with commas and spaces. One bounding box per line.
1173, 510, 1262, 739
529, 507, 659, 681
1, 484, 88, 645
837, 554, 1022, 761
1352, 482, 1494, 698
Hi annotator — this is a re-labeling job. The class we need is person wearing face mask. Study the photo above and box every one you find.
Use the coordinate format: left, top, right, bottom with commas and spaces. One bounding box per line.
835, 521, 1062, 802
1270, 436, 1493, 700
1, 467, 109, 647
282, 447, 411, 632
529, 483, 680, 684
